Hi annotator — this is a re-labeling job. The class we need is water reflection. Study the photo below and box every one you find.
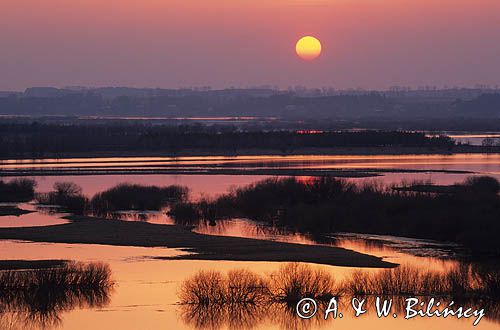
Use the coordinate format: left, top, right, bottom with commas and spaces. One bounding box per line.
2, 155, 500, 184
179, 297, 500, 329
178, 264, 337, 330
1, 239, 499, 330
0, 262, 114, 330
178, 263, 500, 329
192, 217, 461, 271
194, 218, 318, 246
179, 302, 326, 330
108, 210, 170, 224
0, 203, 68, 228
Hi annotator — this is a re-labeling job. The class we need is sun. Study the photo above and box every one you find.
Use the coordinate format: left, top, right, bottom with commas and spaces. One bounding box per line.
295, 36, 322, 61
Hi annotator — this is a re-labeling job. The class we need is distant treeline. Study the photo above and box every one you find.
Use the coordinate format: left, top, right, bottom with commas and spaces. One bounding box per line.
1, 88, 500, 119
0, 123, 455, 157
0, 92, 406, 118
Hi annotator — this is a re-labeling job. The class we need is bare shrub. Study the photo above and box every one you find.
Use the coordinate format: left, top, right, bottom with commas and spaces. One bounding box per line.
179, 270, 226, 305
226, 269, 269, 304
269, 263, 339, 304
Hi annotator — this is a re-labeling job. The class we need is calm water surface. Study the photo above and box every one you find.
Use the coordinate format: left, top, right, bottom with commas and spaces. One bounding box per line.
0, 202, 69, 227
1, 154, 499, 329
0, 238, 497, 330
2, 154, 500, 188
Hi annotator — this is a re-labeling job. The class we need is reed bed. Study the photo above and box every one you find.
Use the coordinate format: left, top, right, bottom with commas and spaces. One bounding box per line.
0, 262, 113, 291
343, 263, 500, 299
0, 262, 114, 319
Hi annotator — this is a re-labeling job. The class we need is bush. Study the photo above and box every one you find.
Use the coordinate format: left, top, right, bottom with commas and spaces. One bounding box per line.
180, 263, 500, 306
464, 176, 500, 194
91, 183, 188, 216
168, 202, 201, 225
0, 178, 36, 202
269, 263, 339, 304
178, 176, 500, 254
36, 182, 88, 214
0, 262, 114, 328
178, 270, 227, 305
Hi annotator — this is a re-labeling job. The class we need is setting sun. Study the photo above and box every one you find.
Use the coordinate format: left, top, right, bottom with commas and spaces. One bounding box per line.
295, 36, 322, 61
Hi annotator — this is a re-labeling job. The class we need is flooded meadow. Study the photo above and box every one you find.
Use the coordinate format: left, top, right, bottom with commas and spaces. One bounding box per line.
1, 153, 499, 329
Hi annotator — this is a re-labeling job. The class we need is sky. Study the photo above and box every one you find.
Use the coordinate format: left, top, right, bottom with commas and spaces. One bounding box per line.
1, 0, 500, 91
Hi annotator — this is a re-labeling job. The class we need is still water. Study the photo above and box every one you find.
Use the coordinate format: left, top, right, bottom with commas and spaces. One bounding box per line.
2, 153, 500, 190
1, 154, 500, 180
1, 154, 500, 329
0, 238, 497, 330
0, 202, 69, 227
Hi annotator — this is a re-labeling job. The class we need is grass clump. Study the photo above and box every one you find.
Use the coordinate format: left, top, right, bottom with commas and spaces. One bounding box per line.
0, 261, 114, 291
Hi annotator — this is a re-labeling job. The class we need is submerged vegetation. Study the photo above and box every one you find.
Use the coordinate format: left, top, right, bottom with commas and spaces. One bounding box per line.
179, 263, 500, 329
180, 263, 500, 306
179, 264, 339, 308
178, 263, 340, 330
0, 261, 114, 329
0, 261, 113, 291
345, 263, 500, 298
269, 263, 339, 304
175, 264, 327, 306
179, 269, 268, 306
170, 176, 500, 255
0, 178, 36, 202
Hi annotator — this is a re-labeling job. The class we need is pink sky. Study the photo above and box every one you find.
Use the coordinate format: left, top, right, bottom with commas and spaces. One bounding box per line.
1, 0, 500, 90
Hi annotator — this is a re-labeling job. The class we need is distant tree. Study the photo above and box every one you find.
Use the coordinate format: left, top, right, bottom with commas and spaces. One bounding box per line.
53, 182, 83, 197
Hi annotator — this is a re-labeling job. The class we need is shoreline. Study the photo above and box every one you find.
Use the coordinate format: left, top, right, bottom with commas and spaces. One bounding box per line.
0, 215, 396, 268
0, 206, 34, 216
0, 259, 67, 270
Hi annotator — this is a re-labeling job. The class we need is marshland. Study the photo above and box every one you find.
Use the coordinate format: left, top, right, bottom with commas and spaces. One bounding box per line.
0, 261, 113, 329
1, 147, 500, 329
4, 0, 500, 327
178, 262, 500, 328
